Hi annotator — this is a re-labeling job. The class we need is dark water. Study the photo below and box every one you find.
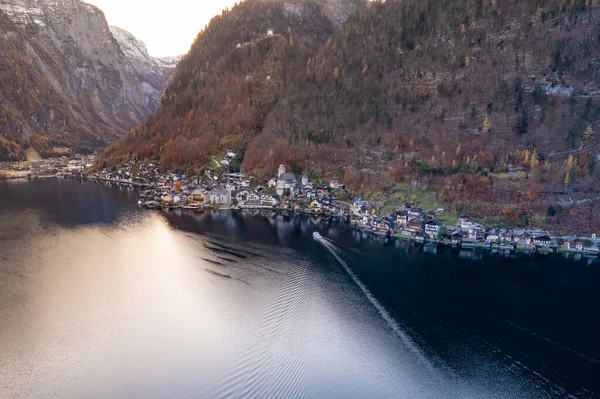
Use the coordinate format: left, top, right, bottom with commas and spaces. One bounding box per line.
1, 180, 599, 398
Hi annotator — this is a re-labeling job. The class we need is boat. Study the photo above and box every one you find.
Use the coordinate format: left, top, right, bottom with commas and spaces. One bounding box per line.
313, 231, 323, 240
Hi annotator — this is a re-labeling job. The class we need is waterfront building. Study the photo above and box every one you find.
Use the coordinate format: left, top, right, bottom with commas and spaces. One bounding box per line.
210, 187, 231, 204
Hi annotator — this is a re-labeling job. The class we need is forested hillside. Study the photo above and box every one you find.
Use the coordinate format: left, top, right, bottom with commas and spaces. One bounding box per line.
102, 0, 600, 232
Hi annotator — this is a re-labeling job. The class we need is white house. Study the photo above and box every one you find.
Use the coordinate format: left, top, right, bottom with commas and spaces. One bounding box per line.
267, 28, 274, 36
244, 192, 261, 206
458, 216, 474, 231
302, 175, 309, 186
261, 194, 278, 207
424, 220, 440, 239
469, 224, 486, 241
210, 187, 231, 204
514, 231, 532, 245
268, 178, 277, 188
227, 151, 236, 158
486, 230, 500, 243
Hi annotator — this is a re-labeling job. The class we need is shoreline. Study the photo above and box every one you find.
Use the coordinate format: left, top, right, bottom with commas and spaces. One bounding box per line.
2, 173, 598, 259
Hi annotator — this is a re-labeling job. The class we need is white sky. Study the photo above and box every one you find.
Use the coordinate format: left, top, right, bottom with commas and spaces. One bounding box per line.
86, 0, 238, 57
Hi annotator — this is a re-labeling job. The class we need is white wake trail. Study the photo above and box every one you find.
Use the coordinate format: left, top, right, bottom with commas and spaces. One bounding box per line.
319, 238, 445, 380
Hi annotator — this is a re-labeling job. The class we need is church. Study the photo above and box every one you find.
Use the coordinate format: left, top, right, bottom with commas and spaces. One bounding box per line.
276, 165, 297, 196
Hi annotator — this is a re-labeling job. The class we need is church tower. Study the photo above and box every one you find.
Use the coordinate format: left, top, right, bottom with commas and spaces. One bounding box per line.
278, 164, 286, 178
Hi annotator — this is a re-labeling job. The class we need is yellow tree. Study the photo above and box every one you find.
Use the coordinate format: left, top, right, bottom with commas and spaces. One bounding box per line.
564, 171, 570, 188
482, 117, 491, 133
530, 149, 539, 168
333, 67, 340, 79
362, 64, 368, 75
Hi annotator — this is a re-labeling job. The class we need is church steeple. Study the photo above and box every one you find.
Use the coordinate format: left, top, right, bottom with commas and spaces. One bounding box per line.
278, 164, 286, 178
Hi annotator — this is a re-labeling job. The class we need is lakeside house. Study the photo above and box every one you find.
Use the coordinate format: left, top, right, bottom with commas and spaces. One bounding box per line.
396, 210, 409, 227
452, 231, 463, 244
261, 194, 279, 207
407, 216, 424, 234
500, 231, 514, 243
188, 189, 210, 206
533, 235, 553, 247
211, 187, 231, 204
566, 239, 585, 252
514, 231, 532, 246
425, 220, 441, 239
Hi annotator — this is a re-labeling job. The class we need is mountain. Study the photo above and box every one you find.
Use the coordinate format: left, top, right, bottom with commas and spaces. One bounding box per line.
109, 26, 182, 86
0, 0, 179, 160
102, 0, 600, 232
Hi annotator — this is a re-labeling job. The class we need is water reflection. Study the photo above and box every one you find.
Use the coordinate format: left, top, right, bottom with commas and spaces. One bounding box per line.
0, 181, 598, 398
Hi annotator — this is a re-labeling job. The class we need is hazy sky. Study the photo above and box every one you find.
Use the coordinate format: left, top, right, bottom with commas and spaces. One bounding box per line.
86, 0, 237, 57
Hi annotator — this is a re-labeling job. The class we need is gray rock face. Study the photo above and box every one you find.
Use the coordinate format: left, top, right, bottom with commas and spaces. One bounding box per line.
313, 0, 366, 26
109, 26, 181, 106
0, 0, 180, 154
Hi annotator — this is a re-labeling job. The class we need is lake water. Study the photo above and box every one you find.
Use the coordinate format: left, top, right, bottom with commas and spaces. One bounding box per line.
0, 179, 599, 398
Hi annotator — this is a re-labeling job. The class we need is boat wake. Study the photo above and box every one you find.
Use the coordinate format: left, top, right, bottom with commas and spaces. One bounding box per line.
317, 238, 444, 381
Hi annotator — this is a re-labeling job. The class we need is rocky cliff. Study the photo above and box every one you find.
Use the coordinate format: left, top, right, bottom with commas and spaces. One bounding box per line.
0, 0, 179, 159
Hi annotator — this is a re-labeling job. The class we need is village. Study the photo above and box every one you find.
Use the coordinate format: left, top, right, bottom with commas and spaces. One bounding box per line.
2, 153, 598, 257
0, 155, 94, 180
87, 153, 599, 257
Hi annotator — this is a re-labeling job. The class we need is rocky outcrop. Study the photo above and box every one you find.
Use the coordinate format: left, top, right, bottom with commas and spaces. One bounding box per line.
109, 25, 181, 107
313, 0, 366, 26
0, 0, 179, 159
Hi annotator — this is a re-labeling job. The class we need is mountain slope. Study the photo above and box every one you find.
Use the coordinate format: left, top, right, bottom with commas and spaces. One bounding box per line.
0, 0, 179, 160
102, 0, 600, 232
103, 0, 341, 167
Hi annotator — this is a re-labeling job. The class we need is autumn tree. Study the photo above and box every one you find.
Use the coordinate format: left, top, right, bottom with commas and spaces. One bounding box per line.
482, 117, 491, 133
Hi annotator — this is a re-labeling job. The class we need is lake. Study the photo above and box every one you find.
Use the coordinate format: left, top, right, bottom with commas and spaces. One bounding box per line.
0, 179, 599, 398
